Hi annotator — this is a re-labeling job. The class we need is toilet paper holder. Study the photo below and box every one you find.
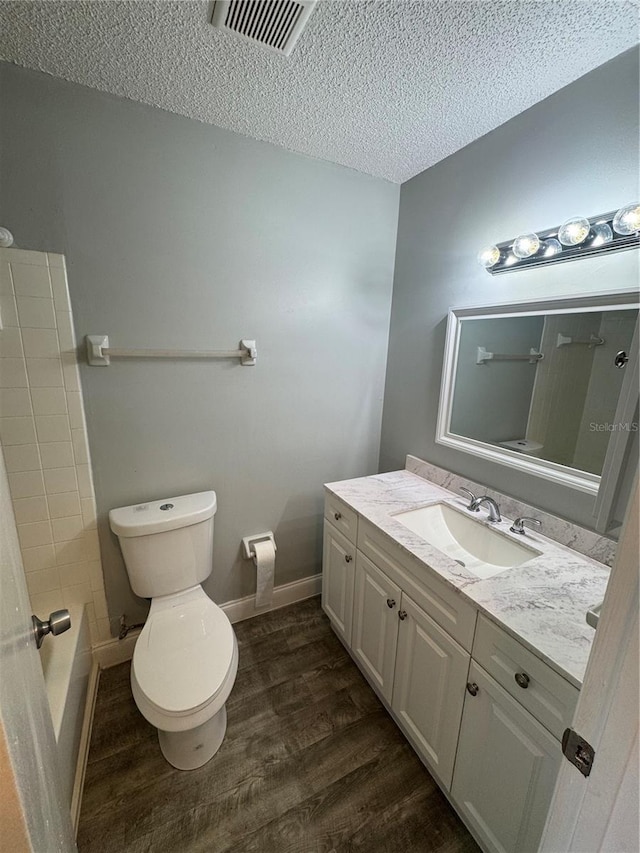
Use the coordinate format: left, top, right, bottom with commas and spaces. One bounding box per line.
242, 531, 277, 561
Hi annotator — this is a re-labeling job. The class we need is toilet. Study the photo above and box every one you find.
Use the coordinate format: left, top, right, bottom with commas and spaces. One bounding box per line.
109, 491, 238, 770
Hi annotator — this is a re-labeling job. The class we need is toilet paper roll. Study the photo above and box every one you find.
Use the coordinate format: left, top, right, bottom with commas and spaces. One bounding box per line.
253, 539, 275, 608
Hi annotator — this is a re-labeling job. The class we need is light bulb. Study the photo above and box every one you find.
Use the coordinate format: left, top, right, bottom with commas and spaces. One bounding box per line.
591, 222, 613, 246
612, 203, 640, 236
477, 245, 501, 268
558, 217, 591, 246
512, 233, 540, 259
543, 238, 562, 257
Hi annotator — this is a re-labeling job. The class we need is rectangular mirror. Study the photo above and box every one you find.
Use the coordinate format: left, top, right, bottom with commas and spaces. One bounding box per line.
436, 290, 639, 505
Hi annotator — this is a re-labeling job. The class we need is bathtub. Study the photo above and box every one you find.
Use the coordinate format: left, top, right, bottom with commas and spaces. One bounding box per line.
39, 603, 95, 828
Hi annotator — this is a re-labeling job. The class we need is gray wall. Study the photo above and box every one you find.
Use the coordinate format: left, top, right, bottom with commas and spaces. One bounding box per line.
0, 63, 400, 631
380, 47, 639, 531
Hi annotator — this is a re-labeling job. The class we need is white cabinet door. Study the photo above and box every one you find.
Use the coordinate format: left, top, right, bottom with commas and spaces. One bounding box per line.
452, 661, 562, 853
352, 552, 401, 702
321, 522, 356, 645
391, 594, 470, 790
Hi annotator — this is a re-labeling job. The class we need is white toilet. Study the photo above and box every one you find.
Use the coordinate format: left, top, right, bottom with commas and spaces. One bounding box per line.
109, 491, 238, 771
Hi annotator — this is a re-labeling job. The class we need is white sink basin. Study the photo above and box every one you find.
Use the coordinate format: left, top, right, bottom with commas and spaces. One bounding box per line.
392, 502, 540, 579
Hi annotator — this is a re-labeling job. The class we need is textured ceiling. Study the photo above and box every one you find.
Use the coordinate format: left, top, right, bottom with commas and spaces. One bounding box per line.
0, 1, 637, 183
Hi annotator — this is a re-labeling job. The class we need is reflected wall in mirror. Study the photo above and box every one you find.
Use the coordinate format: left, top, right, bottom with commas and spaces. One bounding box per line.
437, 291, 639, 502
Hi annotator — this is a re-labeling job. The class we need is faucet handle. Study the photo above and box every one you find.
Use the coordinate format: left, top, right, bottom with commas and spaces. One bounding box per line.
459, 487, 479, 511
510, 517, 542, 535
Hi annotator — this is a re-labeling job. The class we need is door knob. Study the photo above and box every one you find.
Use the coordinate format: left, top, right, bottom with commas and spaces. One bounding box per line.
32, 610, 71, 649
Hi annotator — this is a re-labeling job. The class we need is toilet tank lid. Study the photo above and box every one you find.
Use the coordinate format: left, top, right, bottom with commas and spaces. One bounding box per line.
109, 491, 216, 537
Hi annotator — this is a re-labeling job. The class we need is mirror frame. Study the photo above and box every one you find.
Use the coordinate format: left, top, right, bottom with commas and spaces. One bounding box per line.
436, 289, 639, 498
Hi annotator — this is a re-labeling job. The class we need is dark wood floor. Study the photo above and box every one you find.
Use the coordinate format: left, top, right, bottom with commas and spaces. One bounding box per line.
78, 596, 480, 853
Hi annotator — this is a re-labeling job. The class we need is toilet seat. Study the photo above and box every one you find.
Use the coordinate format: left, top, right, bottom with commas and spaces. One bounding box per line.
132, 591, 236, 719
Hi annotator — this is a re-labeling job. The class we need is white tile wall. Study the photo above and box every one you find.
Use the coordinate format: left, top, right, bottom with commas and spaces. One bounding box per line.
0, 248, 111, 645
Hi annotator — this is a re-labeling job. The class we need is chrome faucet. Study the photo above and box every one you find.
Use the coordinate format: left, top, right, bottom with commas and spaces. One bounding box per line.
510, 517, 542, 535
459, 488, 501, 522
471, 496, 502, 522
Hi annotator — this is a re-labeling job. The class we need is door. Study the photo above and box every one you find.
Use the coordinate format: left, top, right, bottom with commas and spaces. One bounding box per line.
540, 477, 639, 851
391, 593, 469, 790
321, 522, 356, 644
0, 450, 76, 851
351, 551, 401, 702
451, 661, 561, 853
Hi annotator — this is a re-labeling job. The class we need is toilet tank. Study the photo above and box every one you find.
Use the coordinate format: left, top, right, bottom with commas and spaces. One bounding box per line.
109, 492, 217, 598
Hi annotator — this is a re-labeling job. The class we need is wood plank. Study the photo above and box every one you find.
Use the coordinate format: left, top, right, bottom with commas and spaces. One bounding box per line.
78, 596, 478, 853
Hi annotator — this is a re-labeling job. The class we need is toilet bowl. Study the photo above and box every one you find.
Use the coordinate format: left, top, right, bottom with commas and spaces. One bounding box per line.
109, 491, 238, 770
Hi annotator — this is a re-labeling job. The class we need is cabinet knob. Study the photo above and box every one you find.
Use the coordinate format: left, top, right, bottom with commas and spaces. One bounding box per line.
344, 554, 353, 563
515, 672, 530, 689
466, 682, 479, 696
334, 511, 342, 521
386, 598, 396, 608
398, 610, 407, 620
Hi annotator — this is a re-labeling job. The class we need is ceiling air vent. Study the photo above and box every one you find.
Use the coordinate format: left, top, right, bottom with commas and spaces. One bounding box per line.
211, 0, 317, 56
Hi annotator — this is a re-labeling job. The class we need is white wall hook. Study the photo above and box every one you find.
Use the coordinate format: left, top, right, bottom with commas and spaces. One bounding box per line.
242, 531, 276, 560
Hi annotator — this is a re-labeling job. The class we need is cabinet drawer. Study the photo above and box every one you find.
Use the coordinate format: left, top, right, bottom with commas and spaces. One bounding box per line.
358, 518, 477, 652
324, 493, 358, 544
473, 615, 579, 740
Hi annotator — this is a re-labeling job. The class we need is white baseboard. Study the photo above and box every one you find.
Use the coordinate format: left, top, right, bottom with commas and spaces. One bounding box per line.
222, 572, 322, 624
92, 628, 141, 670
71, 659, 100, 836
93, 573, 322, 669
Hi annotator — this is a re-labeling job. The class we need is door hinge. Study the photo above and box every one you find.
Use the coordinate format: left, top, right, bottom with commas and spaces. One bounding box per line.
562, 728, 595, 777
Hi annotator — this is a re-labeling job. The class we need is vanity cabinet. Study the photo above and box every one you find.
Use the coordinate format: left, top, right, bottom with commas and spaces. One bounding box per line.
321, 491, 580, 853
451, 661, 562, 853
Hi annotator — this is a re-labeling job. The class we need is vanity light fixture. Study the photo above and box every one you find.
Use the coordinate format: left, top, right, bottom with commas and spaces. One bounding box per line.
478, 204, 639, 274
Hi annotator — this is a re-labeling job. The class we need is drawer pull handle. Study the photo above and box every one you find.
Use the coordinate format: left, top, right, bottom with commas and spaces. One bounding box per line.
398, 610, 407, 620
515, 672, 530, 689
466, 682, 479, 696
334, 511, 342, 521
344, 554, 353, 563
386, 598, 396, 608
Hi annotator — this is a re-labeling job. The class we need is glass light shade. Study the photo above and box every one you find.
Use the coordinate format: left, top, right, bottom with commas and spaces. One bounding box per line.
591, 222, 613, 247
558, 217, 591, 246
612, 203, 640, 236
543, 238, 562, 257
477, 245, 501, 268
512, 233, 540, 259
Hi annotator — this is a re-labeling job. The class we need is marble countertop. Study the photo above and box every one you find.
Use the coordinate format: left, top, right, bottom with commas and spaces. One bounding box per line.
325, 469, 610, 689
